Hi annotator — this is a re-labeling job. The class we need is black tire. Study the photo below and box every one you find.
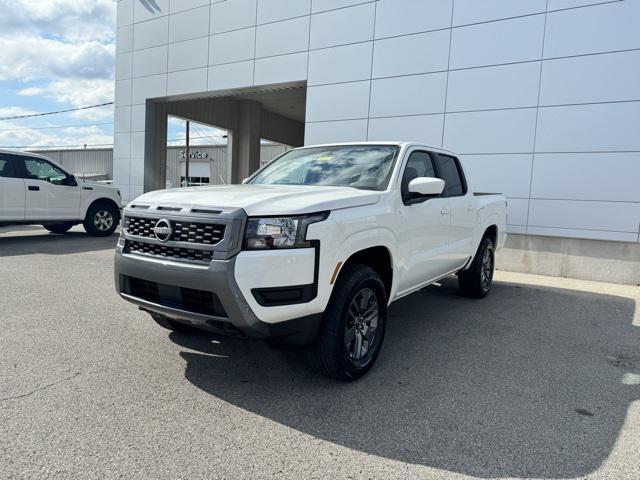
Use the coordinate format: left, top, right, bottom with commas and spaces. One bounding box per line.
83, 201, 120, 237
458, 236, 495, 298
150, 312, 200, 335
43, 223, 75, 234
308, 263, 387, 381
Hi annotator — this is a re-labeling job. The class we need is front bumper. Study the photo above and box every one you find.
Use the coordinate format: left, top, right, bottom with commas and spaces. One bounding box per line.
114, 250, 322, 346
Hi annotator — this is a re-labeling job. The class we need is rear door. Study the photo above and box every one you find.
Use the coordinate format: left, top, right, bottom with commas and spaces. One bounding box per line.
0, 153, 25, 222
16, 155, 82, 220
435, 153, 476, 266
395, 149, 452, 294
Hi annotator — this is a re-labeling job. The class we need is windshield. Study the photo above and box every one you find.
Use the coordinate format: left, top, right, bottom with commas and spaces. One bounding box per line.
248, 145, 400, 191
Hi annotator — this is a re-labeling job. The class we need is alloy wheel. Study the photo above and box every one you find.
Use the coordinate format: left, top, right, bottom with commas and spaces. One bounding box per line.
481, 247, 494, 291
344, 287, 380, 366
93, 210, 114, 231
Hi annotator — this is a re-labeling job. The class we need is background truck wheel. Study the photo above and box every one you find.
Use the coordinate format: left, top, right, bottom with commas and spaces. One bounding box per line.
149, 312, 200, 335
83, 201, 119, 237
308, 263, 387, 381
458, 236, 495, 298
43, 223, 75, 234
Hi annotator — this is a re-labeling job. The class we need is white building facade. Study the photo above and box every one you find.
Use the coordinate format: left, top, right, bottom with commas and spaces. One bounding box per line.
114, 0, 640, 282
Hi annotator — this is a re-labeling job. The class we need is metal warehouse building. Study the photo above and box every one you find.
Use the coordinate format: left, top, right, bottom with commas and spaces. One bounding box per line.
32, 143, 288, 187
113, 0, 640, 283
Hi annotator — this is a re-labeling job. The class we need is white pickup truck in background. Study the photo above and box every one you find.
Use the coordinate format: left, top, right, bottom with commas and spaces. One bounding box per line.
115, 142, 507, 380
0, 150, 122, 236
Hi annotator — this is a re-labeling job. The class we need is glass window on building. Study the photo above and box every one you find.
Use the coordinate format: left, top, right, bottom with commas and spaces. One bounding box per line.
180, 176, 210, 187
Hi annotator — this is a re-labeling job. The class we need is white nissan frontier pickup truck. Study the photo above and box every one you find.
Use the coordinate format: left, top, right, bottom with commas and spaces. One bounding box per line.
115, 142, 506, 380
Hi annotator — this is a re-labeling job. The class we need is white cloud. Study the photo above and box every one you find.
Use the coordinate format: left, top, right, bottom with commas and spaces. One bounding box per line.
0, 35, 114, 82
0, 120, 112, 149
0, 0, 116, 43
19, 78, 114, 120
0, 106, 37, 119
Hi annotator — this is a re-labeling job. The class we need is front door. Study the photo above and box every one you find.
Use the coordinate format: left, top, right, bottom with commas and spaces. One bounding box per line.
0, 153, 25, 222
16, 155, 81, 220
395, 150, 451, 295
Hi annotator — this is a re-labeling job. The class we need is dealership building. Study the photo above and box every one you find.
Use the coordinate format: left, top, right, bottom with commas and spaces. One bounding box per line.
113, 0, 640, 283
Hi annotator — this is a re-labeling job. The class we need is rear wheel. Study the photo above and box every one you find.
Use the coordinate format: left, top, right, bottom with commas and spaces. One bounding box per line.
43, 223, 75, 234
83, 202, 119, 237
458, 236, 495, 298
308, 263, 387, 381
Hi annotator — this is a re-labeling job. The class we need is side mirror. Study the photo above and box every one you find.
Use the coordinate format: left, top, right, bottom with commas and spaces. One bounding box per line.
408, 177, 445, 197
66, 175, 78, 187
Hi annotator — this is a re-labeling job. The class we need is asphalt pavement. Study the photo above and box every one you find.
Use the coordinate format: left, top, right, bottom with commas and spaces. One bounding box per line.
1, 226, 639, 480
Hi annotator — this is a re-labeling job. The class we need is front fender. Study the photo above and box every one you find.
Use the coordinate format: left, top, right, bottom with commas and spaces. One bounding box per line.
331, 226, 399, 304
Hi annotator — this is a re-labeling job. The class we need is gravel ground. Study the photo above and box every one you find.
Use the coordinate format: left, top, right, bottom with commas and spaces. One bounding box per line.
1, 225, 639, 480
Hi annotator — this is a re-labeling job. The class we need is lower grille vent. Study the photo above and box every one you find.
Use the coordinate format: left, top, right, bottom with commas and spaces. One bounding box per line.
125, 240, 213, 263
123, 276, 227, 318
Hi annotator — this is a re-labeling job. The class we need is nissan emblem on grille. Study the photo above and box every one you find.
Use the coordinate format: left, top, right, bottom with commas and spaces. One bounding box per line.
152, 219, 173, 242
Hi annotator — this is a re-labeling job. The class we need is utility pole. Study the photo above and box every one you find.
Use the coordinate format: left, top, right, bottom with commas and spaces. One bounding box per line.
185, 120, 190, 187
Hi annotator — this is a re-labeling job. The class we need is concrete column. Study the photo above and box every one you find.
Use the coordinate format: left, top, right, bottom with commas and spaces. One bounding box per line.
143, 101, 168, 192
226, 129, 239, 185
229, 100, 262, 184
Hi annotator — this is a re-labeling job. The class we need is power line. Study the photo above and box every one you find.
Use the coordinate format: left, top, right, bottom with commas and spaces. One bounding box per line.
167, 134, 227, 145
0, 102, 114, 121
0, 135, 227, 150
191, 125, 228, 144
0, 122, 113, 132
0, 143, 114, 149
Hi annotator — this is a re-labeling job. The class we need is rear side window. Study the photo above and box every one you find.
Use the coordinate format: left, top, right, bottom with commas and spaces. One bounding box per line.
436, 154, 466, 197
0, 153, 16, 178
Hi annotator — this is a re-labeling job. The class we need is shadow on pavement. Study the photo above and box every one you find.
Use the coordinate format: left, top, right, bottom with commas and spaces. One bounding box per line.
170, 277, 639, 478
0, 227, 118, 257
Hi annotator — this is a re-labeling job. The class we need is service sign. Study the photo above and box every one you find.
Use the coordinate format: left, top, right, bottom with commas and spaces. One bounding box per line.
179, 151, 208, 160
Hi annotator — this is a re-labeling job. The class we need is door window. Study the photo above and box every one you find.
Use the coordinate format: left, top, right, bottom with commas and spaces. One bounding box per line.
436, 154, 466, 197
0, 153, 16, 178
401, 151, 437, 196
18, 156, 69, 185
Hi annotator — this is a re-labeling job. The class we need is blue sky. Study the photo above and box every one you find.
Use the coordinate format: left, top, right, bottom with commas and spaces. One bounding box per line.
0, 0, 116, 149
0, 0, 224, 150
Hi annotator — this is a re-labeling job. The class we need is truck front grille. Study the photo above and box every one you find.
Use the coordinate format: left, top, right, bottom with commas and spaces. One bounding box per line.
124, 276, 227, 318
125, 216, 225, 246
124, 239, 213, 263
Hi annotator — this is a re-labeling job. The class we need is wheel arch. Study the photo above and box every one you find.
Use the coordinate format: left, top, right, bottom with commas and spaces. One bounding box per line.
483, 224, 498, 245
84, 197, 121, 221
339, 246, 393, 301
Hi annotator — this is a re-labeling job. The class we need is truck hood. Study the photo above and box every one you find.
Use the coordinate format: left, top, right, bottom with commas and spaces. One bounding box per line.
131, 184, 380, 216
80, 179, 121, 200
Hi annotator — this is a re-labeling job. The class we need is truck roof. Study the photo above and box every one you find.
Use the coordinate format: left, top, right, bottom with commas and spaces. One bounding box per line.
0, 148, 53, 161
295, 141, 458, 156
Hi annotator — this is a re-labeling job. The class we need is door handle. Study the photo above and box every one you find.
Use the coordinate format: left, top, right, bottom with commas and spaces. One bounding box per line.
28, 185, 40, 191
466, 205, 475, 212
440, 208, 450, 215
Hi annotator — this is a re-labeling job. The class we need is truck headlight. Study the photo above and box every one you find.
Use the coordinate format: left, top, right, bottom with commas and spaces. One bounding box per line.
244, 212, 328, 250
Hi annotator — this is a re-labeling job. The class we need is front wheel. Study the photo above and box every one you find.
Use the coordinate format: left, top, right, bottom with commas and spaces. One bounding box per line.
458, 236, 495, 298
83, 202, 119, 237
43, 223, 75, 234
308, 264, 387, 381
